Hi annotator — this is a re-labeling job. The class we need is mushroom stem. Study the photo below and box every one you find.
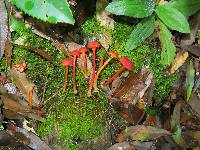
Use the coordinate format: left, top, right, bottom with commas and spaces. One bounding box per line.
87, 48, 97, 97
73, 56, 78, 94
103, 66, 125, 87
82, 53, 88, 78
91, 48, 96, 84
63, 66, 69, 92
93, 57, 112, 92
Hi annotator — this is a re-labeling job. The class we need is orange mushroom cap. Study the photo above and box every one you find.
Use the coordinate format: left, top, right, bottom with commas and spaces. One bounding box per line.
119, 56, 133, 70
61, 58, 73, 66
80, 47, 87, 53
87, 41, 100, 49
71, 49, 81, 57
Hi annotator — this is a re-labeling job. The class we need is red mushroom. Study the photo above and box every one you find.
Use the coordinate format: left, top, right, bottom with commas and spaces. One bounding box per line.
103, 56, 133, 87
71, 50, 81, 94
80, 47, 88, 78
61, 58, 73, 92
87, 41, 100, 96
93, 51, 118, 93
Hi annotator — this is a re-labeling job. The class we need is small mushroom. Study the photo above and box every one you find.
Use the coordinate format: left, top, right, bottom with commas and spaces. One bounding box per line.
71, 50, 81, 94
87, 41, 100, 96
93, 51, 118, 93
103, 56, 133, 87
61, 58, 73, 92
80, 47, 88, 78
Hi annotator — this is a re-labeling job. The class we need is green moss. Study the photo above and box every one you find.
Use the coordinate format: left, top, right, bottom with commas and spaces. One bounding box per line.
9, 18, 108, 150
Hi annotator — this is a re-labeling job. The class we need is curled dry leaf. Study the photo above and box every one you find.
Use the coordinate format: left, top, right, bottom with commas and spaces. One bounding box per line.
0, 86, 44, 121
116, 125, 171, 142
6, 124, 52, 150
168, 50, 188, 75
112, 67, 153, 105
10, 64, 40, 107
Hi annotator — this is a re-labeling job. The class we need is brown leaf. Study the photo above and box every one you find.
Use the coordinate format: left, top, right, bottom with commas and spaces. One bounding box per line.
171, 101, 181, 130
0, 86, 43, 121
7, 124, 52, 150
4, 41, 13, 68
181, 45, 200, 57
168, 50, 188, 75
116, 125, 171, 142
112, 67, 153, 104
111, 101, 146, 124
108, 142, 135, 150
10, 66, 40, 107
0, 130, 21, 146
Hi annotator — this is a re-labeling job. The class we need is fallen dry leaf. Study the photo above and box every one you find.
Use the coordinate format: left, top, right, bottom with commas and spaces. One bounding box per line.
10, 66, 40, 107
168, 50, 188, 75
108, 142, 135, 150
116, 125, 171, 142
0, 86, 44, 121
171, 101, 181, 130
112, 67, 153, 105
7, 124, 52, 150
181, 45, 200, 57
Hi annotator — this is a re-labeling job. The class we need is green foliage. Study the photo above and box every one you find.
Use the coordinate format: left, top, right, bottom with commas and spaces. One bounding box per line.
156, 4, 190, 33
105, 0, 156, 18
159, 21, 176, 65
12, 0, 75, 24
172, 125, 182, 144
186, 61, 195, 101
125, 16, 155, 51
168, 0, 200, 17
106, 0, 200, 65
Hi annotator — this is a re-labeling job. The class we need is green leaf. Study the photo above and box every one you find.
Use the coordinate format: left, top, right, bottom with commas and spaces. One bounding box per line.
172, 125, 181, 144
156, 4, 190, 33
125, 16, 155, 51
168, 0, 200, 17
186, 61, 195, 101
159, 21, 176, 65
12, 0, 75, 24
106, 0, 156, 18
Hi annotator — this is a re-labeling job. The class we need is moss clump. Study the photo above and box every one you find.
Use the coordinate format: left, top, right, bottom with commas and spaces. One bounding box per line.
9, 18, 108, 150
80, 16, 177, 103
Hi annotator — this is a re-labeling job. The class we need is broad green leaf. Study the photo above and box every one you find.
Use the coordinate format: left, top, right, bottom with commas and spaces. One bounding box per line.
168, 0, 200, 17
12, 0, 75, 24
125, 16, 155, 51
106, 0, 156, 18
159, 21, 176, 65
186, 61, 195, 101
156, 4, 190, 33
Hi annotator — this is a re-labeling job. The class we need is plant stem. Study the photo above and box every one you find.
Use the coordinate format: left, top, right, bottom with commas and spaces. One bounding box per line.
103, 66, 125, 87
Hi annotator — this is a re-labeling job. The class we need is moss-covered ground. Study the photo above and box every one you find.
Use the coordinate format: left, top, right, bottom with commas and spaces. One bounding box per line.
0, 16, 177, 149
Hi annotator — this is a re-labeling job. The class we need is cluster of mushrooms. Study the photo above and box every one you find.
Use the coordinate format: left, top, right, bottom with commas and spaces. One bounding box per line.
61, 41, 133, 97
